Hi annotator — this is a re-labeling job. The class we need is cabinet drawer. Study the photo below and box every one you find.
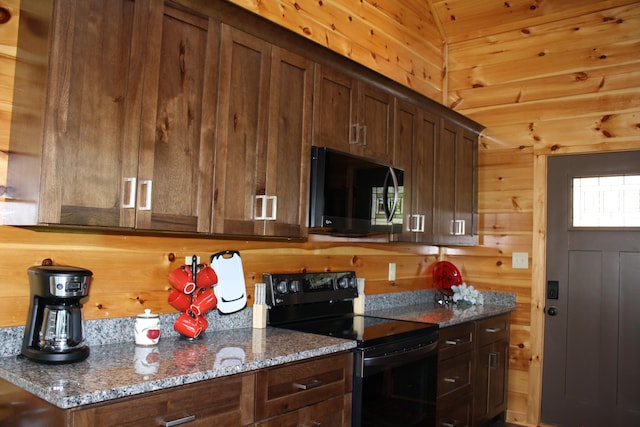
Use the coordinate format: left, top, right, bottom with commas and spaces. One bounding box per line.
439, 322, 474, 361
437, 351, 472, 400
255, 352, 353, 420
436, 393, 472, 427
255, 394, 351, 427
476, 314, 510, 347
70, 373, 255, 427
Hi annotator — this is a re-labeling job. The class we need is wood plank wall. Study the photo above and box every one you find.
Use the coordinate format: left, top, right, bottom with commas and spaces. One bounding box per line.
2, 0, 640, 425
443, 1, 640, 425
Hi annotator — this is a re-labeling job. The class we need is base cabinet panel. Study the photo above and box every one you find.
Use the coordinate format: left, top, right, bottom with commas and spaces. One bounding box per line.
437, 314, 510, 427
69, 373, 255, 427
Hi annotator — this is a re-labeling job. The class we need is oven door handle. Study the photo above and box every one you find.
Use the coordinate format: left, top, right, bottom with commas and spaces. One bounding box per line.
363, 340, 438, 369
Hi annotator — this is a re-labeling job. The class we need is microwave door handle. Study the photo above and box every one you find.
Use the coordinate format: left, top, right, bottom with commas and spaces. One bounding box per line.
383, 167, 399, 222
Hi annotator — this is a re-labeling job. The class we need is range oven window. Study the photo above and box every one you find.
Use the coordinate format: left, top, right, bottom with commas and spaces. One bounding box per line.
353, 342, 437, 427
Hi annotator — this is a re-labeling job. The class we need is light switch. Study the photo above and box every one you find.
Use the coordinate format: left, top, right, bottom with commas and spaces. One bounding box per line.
388, 263, 396, 281
512, 252, 528, 269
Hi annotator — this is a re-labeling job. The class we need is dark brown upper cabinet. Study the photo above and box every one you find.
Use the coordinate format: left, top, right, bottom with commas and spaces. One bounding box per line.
433, 119, 479, 246
392, 99, 437, 243
313, 65, 395, 165
212, 25, 313, 238
5, 0, 218, 233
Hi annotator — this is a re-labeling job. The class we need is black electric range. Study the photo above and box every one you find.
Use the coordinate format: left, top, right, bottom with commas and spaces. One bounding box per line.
263, 271, 439, 427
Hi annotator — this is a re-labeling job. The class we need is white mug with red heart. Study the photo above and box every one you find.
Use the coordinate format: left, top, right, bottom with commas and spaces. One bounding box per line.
134, 309, 161, 346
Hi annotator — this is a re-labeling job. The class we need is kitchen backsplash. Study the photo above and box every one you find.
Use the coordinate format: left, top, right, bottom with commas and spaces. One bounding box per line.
0, 290, 515, 357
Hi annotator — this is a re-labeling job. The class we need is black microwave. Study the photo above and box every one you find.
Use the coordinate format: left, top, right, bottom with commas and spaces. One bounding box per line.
309, 146, 404, 236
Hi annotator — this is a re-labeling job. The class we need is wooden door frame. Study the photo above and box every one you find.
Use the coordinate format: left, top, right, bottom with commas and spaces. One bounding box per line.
529, 153, 548, 426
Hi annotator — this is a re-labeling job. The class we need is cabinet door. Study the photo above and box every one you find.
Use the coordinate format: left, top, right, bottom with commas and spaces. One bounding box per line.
474, 340, 509, 426
134, 4, 218, 232
393, 100, 435, 243
312, 65, 357, 152
434, 119, 478, 245
263, 48, 313, 237
356, 82, 394, 163
213, 25, 271, 235
34, 0, 140, 227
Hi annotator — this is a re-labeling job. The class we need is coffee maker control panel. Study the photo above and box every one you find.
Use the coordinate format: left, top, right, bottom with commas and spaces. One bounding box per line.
49, 276, 90, 297
28, 265, 92, 299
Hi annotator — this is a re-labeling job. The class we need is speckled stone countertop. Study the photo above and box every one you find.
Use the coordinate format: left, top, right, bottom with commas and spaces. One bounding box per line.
365, 289, 517, 328
0, 327, 355, 409
0, 289, 515, 410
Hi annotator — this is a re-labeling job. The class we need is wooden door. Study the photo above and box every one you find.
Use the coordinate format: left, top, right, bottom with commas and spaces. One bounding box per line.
37, 0, 140, 228
213, 25, 271, 235
135, 4, 218, 232
434, 119, 478, 245
356, 82, 394, 164
262, 48, 314, 237
312, 65, 357, 152
542, 151, 640, 427
393, 100, 435, 243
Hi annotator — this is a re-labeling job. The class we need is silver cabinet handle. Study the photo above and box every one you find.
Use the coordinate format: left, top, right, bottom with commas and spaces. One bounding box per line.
255, 195, 277, 220
485, 327, 501, 333
138, 179, 152, 211
407, 214, 425, 232
158, 413, 195, 426
350, 124, 367, 145
490, 351, 500, 370
443, 376, 459, 383
449, 219, 465, 235
351, 123, 360, 145
293, 378, 323, 390
122, 177, 137, 208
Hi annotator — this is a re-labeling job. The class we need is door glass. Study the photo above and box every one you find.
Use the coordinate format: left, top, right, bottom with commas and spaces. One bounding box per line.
572, 175, 640, 227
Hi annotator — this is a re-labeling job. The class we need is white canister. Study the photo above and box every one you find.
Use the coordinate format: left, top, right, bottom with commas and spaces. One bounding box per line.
134, 309, 161, 346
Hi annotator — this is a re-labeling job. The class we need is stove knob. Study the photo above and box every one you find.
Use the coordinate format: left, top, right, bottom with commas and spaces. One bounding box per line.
349, 277, 357, 288
337, 277, 348, 289
289, 280, 300, 293
276, 280, 288, 294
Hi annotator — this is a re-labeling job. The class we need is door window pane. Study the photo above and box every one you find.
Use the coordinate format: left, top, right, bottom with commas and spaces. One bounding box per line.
573, 175, 640, 227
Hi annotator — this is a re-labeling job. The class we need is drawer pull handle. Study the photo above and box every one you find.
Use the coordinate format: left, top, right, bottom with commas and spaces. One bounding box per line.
445, 338, 463, 345
294, 379, 323, 390
159, 413, 196, 427
442, 421, 458, 427
485, 327, 501, 333
443, 376, 459, 383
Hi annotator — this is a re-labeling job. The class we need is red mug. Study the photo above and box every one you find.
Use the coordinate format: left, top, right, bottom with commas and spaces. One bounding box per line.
190, 289, 217, 316
168, 289, 192, 312
197, 314, 209, 333
174, 312, 202, 339
169, 267, 196, 295
196, 265, 218, 288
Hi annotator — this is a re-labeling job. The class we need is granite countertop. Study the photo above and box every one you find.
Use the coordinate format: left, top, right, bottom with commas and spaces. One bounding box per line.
0, 327, 355, 409
0, 289, 516, 410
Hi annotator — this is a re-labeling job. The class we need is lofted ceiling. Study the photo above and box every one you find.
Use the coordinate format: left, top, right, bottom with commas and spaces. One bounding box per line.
428, 0, 640, 44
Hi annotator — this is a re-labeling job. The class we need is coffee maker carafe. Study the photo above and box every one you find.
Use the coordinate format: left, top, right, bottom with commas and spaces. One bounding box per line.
22, 265, 92, 364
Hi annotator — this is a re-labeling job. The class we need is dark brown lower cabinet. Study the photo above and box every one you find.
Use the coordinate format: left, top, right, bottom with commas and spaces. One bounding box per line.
473, 314, 510, 426
437, 313, 510, 427
0, 352, 352, 426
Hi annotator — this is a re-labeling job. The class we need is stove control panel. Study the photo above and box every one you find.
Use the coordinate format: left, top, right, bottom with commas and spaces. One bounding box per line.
262, 271, 358, 307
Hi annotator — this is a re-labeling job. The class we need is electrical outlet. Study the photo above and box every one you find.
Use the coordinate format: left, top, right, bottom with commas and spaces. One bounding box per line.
512, 252, 529, 269
388, 263, 396, 281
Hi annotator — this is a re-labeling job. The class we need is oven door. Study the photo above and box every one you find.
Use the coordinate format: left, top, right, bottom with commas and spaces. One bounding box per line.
353, 337, 438, 427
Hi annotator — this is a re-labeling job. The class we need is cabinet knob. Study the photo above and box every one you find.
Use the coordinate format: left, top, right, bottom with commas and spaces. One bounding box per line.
547, 306, 559, 316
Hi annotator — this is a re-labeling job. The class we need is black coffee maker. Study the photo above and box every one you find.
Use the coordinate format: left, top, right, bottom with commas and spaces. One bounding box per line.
21, 265, 92, 364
